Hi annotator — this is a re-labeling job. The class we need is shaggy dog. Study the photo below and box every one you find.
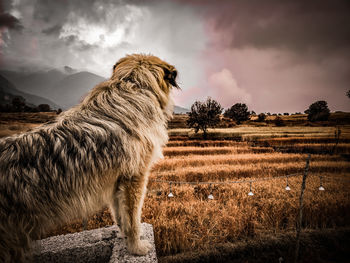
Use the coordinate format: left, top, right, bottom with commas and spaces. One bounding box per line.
0, 54, 179, 262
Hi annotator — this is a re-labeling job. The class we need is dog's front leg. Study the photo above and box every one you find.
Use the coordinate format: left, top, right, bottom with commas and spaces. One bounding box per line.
111, 175, 152, 255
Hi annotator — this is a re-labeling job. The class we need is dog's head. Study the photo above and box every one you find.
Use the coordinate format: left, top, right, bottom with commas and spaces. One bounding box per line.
111, 54, 179, 109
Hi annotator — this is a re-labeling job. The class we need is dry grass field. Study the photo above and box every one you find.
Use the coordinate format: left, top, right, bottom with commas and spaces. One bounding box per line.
49, 125, 350, 262
1, 112, 350, 262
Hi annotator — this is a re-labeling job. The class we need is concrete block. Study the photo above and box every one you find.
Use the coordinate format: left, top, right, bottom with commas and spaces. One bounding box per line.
33, 223, 157, 263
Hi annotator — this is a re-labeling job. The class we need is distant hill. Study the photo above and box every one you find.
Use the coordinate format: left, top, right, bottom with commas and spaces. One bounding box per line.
0, 69, 67, 99
0, 69, 106, 110
174, 105, 190, 114
49, 71, 106, 109
0, 75, 26, 105
0, 74, 60, 109
0, 68, 189, 112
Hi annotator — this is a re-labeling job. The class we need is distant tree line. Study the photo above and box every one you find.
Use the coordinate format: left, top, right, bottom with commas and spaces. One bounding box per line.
187, 97, 333, 137
0, 96, 62, 114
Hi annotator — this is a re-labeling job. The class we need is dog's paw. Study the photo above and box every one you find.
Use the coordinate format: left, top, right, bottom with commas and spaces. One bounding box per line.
127, 239, 152, 256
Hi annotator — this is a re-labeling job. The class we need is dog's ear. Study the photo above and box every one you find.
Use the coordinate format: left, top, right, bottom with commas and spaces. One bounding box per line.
164, 68, 180, 89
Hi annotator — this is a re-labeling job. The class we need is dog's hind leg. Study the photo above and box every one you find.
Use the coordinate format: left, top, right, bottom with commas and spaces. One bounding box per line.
110, 174, 152, 256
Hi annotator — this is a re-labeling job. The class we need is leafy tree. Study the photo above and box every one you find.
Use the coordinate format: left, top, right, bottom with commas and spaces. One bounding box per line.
187, 97, 223, 139
38, 104, 51, 112
274, 116, 285, 126
11, 97, 25, 112
305, 100, 330, 122
257, 113, 266, 122
224, 103, 250, 124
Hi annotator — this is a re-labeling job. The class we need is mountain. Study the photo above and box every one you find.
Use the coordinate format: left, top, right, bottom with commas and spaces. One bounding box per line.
0, 74, 60, 109
0, 69, 105, 110
0, 74, 26, 105
49, 71, 106, 109
174, 105, 190, 114
0, 69, 67, 99
0, 68, 189, 112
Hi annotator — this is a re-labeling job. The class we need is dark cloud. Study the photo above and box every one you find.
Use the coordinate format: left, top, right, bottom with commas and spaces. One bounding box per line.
232, 2, 350, 55
75, 42, 99, 52
0, 0, 22, 30
186, 0, 350, 57
59, 34, 96, 51
2, 0, 350, 112
0, 0, 14, 12
0, 13, 22, 29
63, 35, 78, 45
42, 24, 62, 35
32, 0, 148, 27
33, 0, 70, 23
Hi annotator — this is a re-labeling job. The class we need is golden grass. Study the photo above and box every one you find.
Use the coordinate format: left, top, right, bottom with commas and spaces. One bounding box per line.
168, 126, 350, 141
49, 172, 350, 256
166, 140, 243, 147
152, 161, 350, 182
144, 173, 350, 255
163, 146, 253, 156
258, 136, 350, 144
3, 114, 347, 258
152, 153, 341, 172
0, 123, 40, 138
46, 133, 350, 257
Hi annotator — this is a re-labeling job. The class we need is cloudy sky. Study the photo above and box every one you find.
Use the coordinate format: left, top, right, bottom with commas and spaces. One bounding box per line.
1, 0, 350, 113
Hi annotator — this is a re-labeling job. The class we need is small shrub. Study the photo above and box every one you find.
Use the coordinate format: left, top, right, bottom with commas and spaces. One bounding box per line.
274, 116, 285, 126
38, 104, 51, 112
257, 113, 266, 122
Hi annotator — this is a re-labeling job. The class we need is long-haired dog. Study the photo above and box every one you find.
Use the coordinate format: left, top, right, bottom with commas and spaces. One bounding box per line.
0, 54, 179, 262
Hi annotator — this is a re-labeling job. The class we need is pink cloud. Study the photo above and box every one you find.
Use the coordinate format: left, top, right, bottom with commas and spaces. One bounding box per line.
208, 68, 252, 108
172, 85, 207, 108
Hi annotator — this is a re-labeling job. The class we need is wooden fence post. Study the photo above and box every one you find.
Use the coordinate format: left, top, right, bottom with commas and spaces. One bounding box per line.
294, 154, 311, 263
331, 127, 341, 155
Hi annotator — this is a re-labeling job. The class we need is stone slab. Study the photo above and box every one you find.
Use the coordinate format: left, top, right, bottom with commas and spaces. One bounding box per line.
32, 223, 157, 263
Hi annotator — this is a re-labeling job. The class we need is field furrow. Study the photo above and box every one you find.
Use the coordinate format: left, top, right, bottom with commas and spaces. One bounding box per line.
152, 153, 341, 172
152, 161, 350, 182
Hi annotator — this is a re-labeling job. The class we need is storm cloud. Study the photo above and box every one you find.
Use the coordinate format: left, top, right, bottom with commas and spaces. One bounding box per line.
0, 13, 22, 29
1, 0, 349, 113
184, 0, 350, 112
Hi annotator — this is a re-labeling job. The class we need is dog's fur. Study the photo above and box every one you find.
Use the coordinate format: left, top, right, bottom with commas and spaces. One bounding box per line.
0, 54, 178, 262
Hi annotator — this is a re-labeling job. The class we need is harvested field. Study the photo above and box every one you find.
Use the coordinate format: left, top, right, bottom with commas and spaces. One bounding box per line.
50, 133, 350, 260
168, 126, 349, 141
1, 114, 349, 261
